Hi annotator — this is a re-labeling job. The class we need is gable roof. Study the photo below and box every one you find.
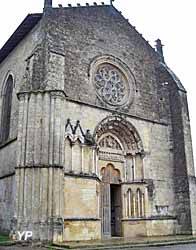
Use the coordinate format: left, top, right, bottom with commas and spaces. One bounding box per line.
0, 13, 42, 65
160, 62, 186, 92
0, 4, 158, 66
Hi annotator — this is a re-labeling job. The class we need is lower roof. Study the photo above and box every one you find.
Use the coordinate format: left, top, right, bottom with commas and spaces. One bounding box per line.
0, 13, 42, 65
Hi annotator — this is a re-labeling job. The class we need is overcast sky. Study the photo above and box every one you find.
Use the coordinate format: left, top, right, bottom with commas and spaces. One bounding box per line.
0, 0, 196, 164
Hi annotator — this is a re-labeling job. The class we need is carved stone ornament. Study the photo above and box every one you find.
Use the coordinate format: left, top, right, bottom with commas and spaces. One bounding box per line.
94, 115, 144, 154
90, 55, 136, 107
94, 64, 128, 106
65, 119, 96, 145
99, 135, 122, 150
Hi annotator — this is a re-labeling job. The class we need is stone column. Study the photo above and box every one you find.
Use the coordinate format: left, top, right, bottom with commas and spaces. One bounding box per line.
15, 90, 65, 242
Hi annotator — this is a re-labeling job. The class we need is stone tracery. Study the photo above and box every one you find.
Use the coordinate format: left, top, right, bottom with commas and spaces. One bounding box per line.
90, 55, 136, 108
94, 64, 127, 106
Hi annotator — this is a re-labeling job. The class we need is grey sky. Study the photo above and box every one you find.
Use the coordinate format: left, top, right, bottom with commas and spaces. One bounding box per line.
1, 0, 196, 164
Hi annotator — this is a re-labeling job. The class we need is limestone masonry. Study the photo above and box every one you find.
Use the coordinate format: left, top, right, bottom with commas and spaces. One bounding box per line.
0, 0, 196, 242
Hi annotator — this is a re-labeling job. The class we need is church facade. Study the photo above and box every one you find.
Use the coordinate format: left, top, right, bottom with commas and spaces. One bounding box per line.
0, 0, 196, 242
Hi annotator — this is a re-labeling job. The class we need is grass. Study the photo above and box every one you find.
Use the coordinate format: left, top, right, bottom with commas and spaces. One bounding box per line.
0, 235, 10, 242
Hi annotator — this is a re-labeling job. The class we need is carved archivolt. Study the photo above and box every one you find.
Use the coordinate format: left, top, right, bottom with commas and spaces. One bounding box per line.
94, 115, 144, 154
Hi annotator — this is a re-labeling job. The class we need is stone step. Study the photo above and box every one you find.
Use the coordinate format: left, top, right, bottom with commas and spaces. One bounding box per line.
52, 237, 196, 250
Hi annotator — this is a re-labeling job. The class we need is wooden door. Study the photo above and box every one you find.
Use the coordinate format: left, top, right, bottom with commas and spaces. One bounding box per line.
101, 183, 111, 237
101, 164, 122, 238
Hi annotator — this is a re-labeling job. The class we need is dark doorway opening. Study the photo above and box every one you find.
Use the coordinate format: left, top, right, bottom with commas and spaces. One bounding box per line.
110, 184, 122, 237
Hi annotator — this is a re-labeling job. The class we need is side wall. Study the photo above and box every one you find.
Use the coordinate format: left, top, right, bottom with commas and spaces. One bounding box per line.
180, 91, 196, 234
0, 141, 17, 235
0, 18, 44, 236
157, 64, 196, 234
0, 175, 15, 234
0, 20, 43, 149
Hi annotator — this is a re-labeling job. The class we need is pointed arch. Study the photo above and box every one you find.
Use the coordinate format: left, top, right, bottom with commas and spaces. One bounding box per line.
127, 188, 132, 217
101, 164, 121, 184
136, 188, 142, 217
0, 74, 14, 143
126, 188, 145, 218
1, 71, 15, 97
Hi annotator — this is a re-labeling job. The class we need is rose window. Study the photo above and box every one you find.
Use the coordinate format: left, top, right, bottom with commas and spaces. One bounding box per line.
94, 64, 129, 106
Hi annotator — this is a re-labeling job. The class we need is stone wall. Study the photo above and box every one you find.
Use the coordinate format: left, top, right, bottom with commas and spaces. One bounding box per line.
64, 176, 101, 240
42, 6, 178, 232
64, 220, 101, 241
0, 19, 43, 151
0, 175, 15, 235
0, 141, 17, 235
156, 62, 196, 234
122, 220, 147, 238
0, 19, 45, 236
64, 176, 100, 218
43, 6, 169, 123
63, 101, 176, 218
122, 218, 177, 238
0, 140, 17, 177
146, 218, 177, 236
0, 3, 195, 241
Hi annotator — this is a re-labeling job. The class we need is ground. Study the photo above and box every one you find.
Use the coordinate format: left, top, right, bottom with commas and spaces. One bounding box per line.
133, 244, 196, 250
1, 244, 196, 250
0, 236, 9, 243
0, 247, 48, 250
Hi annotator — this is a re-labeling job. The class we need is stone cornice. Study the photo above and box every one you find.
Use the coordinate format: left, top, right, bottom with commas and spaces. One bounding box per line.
64, 172, 101, 182
15, 165, 64, 169
121, 180, 148, 185
66, 97, 168, 126
17, 89, 67, 100
122, 216, 177, 221
0, 137, 17, 149
0, 171, 15, 180
64, 217, 101, 221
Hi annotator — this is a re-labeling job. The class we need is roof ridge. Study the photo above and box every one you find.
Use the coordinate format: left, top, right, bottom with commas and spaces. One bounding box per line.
112, 5, 160, 60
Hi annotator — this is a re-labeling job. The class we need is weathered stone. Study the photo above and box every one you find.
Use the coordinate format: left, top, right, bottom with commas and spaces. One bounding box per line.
0, 1, 195, 243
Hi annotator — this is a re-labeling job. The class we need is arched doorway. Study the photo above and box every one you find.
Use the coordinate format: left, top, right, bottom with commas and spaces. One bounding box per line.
94, 115, 145, 238
101, 164, 122, 237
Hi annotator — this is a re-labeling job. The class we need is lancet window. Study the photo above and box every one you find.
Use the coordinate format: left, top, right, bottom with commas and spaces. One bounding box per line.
0, 75, 13, 143
126, 188, 145, 218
